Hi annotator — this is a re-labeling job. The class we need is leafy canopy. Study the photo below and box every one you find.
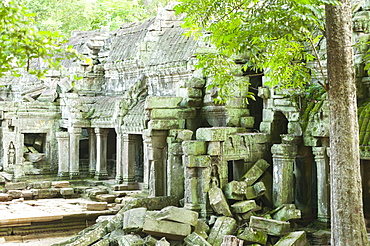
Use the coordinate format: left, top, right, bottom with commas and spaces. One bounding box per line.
175, 0, 338, 101
21, 0, 170, 37
0, 0, 74, 78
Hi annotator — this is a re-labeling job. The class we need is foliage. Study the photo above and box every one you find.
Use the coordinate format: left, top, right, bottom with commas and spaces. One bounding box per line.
175, 0, 338, 101
364, 43, 370, 73
0, 0, 74, 78
21, 0, 170, 37
196, 53, 255, 103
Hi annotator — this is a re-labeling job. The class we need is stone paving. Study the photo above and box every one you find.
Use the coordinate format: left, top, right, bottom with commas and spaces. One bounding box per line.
0, 198, 114, 228
1, 234, 74, 246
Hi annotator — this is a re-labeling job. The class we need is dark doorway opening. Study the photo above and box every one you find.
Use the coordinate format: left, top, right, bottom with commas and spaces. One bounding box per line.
270, 111, 288, 144
132, 134, 144, 183
107, 129, 117, 179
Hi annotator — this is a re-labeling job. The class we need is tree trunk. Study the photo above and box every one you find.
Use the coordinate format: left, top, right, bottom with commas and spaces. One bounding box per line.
325, 1, 369, 245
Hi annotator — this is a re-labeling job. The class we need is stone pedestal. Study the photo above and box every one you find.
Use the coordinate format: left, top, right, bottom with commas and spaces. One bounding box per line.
271, 143, 297, 207
94, 128, 109, 180
14, 164, 25, 182
88, 128, 97, 178
57, 132, 70, 178
312, 147, 330, 224
69, 127, 81, 179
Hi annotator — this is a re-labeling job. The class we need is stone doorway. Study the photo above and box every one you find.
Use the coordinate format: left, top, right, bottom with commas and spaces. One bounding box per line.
228, 159, 250, 182
107, 129, 117, 179
132, 134, 144, 183
270, 111, 288, 144
23, 133, 47, 174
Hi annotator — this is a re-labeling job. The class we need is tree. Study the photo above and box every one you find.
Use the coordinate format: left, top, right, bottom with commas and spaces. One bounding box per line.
0, 0, 69, 78
175, 0, 369, 245
326, 1, 368, 244
21, 0, 170, 37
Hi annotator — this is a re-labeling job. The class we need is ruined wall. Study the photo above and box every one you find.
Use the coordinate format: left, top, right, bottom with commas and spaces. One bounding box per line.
2, 1, 370, 227
0, 2, 262, 187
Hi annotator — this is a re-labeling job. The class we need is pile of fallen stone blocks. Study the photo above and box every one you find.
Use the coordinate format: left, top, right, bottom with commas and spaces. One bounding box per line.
52, 160, 309, 245
0, 181, 145, 212
0, 181, 78, 202
206, 158, 307, 245
52, 203, 307, 246
0, 181, 113, 206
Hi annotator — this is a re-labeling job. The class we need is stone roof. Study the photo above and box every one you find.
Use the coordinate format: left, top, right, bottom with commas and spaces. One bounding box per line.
121, 99, 146, 134
106, 20, 154, 63
148, 26, 197, 65
90, 95, 126, 127
105, 16, 198, 66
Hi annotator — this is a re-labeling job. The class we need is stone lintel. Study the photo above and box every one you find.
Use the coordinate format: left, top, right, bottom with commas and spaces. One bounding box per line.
196, 127, 246, 141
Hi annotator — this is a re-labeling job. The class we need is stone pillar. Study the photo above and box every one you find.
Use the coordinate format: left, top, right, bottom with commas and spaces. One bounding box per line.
94, 128, 109, 180
88, 128, 97, 178
143, 130, 151, 193
271, 143, 297, 207
184, 167, 201, 212
115, 133, 123, 184
182, 140, 211, 217
122, 134, 137, 186
14, 134, 25, 182
143, 130, 167, 196
56, 132, 70, 179
166, 136, 184, 200
312, 146, 330, 224
69, 127, 81, 179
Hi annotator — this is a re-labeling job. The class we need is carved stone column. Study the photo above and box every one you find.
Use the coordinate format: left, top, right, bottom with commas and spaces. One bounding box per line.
115, 133, 123, 184
142, 130, 151, 193
122, 134, 137, 185
56, 132, 70, 178
271, 143, 297, 207
69, 127, 81, 179
166, 136, 184, 200
184, 167, 201, 212
88, 128, 97, 178
312, 146, 330, 224
94, 128, 109, 180
143, 130, 167, 196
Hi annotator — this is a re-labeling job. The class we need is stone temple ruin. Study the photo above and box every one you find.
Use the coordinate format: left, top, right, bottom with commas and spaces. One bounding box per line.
1, 1, 370, 245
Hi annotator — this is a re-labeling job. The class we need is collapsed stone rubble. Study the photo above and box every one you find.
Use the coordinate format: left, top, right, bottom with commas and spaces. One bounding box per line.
2, 1, 370, 245
49, 162, 309, 246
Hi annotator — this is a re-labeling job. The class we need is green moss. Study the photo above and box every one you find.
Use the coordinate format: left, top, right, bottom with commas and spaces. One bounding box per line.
300, 89, 327, 133
301, 100, 316, 131
358, 101, 370, 146
301, 99, 324, 133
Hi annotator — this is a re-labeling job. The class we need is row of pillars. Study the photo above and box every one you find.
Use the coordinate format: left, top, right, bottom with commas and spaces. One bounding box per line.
56, 127, 169, 198
56, 128, 109, 180
272, 137, 330, 224
56, 128, 138, 184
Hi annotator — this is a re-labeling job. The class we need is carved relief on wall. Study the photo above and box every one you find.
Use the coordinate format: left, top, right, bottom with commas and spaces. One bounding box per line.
8, 141, 15, 166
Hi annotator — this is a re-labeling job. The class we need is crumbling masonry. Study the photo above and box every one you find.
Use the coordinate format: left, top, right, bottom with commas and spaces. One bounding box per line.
1, 1, 370, 245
